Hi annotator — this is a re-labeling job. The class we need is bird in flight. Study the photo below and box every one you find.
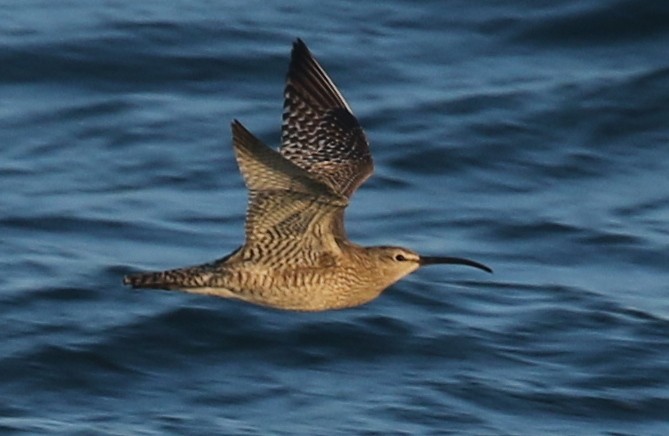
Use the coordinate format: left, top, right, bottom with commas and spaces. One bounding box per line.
123, 39, 491, 311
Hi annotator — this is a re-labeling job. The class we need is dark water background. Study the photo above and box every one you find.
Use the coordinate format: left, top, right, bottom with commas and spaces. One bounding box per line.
2, 1, 669, 434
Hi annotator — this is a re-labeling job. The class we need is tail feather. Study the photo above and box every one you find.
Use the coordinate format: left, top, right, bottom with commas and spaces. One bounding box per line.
123, 249, 240, 291
123, 268, 211, 290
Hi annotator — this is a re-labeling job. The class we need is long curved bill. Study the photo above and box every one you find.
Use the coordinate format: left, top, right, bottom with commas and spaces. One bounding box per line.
420, 256, 493, 273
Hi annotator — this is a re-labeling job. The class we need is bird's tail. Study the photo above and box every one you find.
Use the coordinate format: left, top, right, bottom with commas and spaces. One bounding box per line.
123, 267, 211, 290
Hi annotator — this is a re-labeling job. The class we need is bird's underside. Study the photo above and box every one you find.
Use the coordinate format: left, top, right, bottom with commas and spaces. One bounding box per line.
123, 245, 378, 311
123, 39, 492, 311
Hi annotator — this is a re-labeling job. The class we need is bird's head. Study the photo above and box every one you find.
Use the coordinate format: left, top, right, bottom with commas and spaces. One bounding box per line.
367, 245, 492, 290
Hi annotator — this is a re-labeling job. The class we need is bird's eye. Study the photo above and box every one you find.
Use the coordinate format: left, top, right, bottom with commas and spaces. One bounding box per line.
394, 254, 407, 261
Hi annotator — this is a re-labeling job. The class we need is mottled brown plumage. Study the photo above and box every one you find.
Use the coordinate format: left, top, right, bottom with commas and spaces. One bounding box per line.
123, 39, 491, 311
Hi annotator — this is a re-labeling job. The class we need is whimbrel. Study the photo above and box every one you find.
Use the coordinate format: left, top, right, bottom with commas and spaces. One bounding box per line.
123, 39, 491, 311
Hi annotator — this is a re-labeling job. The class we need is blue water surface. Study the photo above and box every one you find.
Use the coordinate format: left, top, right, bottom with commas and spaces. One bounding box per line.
2, 1, 669, 434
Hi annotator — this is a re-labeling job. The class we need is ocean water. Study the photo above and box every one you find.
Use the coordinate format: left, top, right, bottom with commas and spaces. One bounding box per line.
2, 1, 669, 434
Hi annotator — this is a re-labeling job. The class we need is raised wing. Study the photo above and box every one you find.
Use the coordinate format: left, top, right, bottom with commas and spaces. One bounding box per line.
280, 39, 373, 198
232, 120, 348, 266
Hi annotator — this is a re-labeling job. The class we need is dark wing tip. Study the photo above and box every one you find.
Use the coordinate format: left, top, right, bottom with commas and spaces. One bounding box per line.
292, 38, 310, 58
230, 118, 243, 135
231, 119, 258, 150
281, 38, 373, 197
288, 39, 313, 79
231, 118, 245, 131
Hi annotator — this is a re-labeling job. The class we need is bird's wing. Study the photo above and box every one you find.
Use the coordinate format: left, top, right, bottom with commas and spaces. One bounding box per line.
232, 120, 348, 267
280, 39, 373, 199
